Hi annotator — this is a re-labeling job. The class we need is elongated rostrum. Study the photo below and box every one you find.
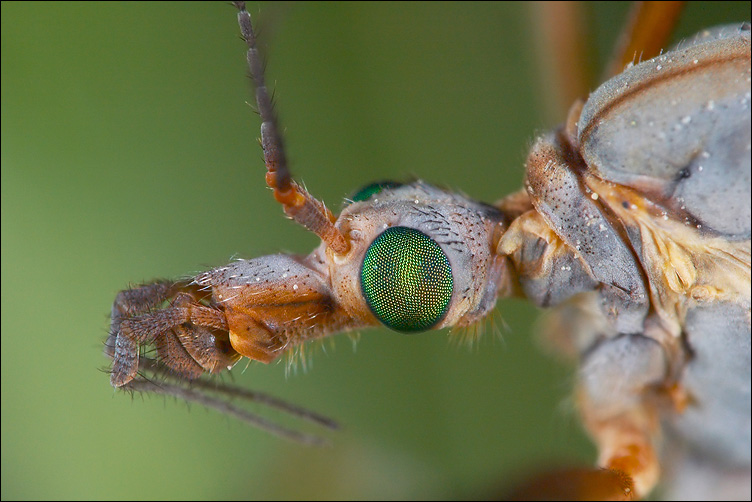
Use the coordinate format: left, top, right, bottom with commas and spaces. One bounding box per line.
107, 5, 750, 499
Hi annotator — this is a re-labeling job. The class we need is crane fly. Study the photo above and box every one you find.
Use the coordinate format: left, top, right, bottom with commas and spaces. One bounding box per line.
105, 2, 751, 498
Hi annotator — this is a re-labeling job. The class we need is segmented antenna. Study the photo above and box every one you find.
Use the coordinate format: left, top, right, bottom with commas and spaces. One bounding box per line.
234, 1, 349, 254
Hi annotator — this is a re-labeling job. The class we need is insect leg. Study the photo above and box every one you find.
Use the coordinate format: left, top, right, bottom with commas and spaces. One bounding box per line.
578, 333, 669, 498
529, 2, 593, 122
604, 1, 685, 79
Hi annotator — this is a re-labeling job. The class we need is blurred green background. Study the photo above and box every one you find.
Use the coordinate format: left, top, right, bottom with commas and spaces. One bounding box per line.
2, 2, 748, 499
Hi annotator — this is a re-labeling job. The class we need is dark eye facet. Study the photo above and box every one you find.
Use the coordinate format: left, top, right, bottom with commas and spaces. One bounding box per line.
360, 226, 453, 332
349, 181, 403, 203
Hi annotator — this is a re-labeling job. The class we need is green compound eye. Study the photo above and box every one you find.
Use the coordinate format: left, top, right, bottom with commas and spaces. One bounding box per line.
349, 181, 402, 203
360, 226, 453, 332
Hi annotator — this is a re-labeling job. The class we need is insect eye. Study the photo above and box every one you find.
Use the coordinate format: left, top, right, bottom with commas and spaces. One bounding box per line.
360, 226, 453, 332
349, 181, 403, 203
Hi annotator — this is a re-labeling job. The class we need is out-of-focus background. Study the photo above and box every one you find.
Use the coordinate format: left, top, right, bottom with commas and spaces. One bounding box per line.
2, 2, 748, 499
